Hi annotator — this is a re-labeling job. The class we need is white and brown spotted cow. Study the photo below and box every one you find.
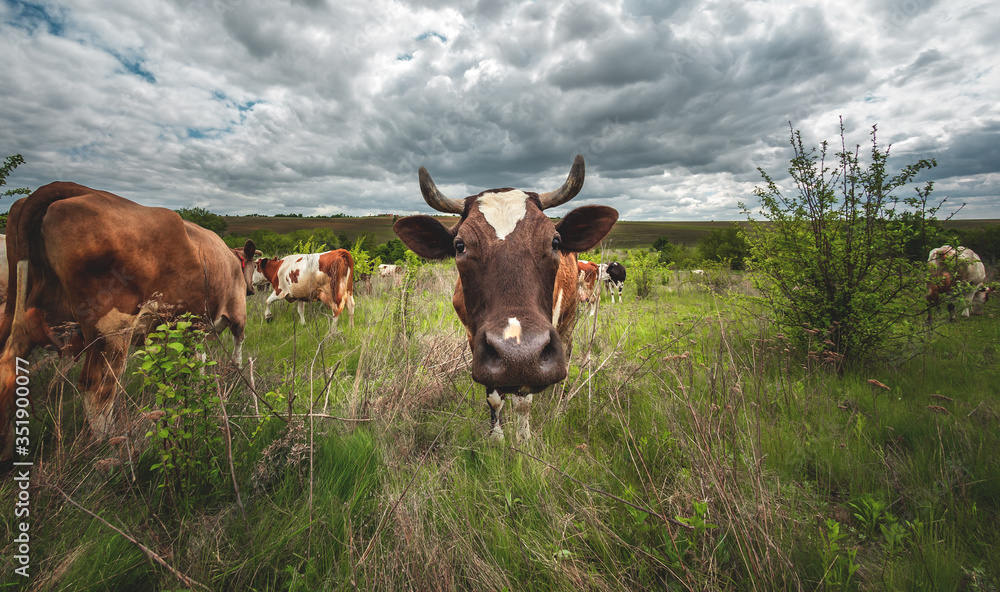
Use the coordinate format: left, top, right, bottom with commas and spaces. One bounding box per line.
255, 250, 355, 331
394, 155, 618, 441
0, 183, 257, 459
927, 245, 991, 321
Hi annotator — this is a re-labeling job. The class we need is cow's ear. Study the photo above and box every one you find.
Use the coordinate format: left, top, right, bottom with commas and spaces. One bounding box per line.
243, 239, 257, 262
555, 205, 619, 252
393, 215, 456, 259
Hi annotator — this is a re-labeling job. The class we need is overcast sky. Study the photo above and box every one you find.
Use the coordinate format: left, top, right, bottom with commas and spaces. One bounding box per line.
1, 0, 998, 221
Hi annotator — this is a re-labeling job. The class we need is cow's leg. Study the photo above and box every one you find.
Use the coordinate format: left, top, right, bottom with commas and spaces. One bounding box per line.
487, 389, 505, 440
297, 301, 307, 325
0, 315, 41, 461
264, 291, 280, 322
962, 289, 976, 317
346, 294, 355, 328
230, 323, 245, 366
510, 393, 533, 441
317, 290, 342, 334
78, 337, 127, 437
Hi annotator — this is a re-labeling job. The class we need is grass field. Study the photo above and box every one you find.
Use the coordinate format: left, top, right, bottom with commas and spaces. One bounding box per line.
223, 217, 1000, 249
2, 259, 999, 591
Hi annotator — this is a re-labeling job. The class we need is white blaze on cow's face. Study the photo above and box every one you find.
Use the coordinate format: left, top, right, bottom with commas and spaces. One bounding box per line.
502, 317, 522, 344
477, 190, 529, 240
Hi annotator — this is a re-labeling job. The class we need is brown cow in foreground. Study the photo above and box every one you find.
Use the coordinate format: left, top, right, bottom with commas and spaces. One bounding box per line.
394, 155, 618, 440
254, 249, 355, 330
0, 182, 257, 459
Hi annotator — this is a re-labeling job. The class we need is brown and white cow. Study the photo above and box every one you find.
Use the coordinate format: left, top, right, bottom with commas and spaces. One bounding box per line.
255, 250, 355, 330
926, 245, 991, 321
0, 182, 257, 458
577, 260, 600, 304
394, 155, 618, 440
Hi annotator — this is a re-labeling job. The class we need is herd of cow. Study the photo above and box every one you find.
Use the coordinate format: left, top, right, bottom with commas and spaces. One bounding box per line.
0, 155, 992, 461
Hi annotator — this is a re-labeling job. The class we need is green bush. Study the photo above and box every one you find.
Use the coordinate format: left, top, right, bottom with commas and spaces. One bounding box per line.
742, 120, 942, 367
626, 249, 659, 299
697, 224, 750, 270
176, 206, 228, 235
134, 315, 224, 510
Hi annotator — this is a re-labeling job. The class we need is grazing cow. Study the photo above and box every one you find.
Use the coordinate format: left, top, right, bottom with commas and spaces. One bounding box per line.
378, 264, 400, 276
0, 183, 257, 458
926, 245, 991, 321
394, 155, 618, 440
577, 260, 600, 304
600, 261, 627, 302
255, 250, 355, 330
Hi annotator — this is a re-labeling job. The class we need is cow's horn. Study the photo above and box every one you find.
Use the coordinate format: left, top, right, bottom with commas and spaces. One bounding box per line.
419, 166, 465, 214
538, 155, 585, 210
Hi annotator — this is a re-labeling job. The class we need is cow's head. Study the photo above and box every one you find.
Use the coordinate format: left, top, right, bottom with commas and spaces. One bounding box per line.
232, 240, 258, 296
393, 155, 618, 392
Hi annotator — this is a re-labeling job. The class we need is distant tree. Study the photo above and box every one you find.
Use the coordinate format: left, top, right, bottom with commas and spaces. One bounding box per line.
374, 238, 408, 263
176, 207, 228, 236
697, 224, 750, 270
250, 229, 295, 256
651, 235, 676, 264
1, 154, 31, 229
957, 224, 1000, 265
1, 154, 31, 200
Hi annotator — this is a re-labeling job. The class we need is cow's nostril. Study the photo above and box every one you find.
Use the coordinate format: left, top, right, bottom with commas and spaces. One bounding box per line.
478, 335, 504, 375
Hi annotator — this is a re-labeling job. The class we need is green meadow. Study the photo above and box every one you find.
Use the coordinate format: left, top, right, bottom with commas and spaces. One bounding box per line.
2, 257, 998, 591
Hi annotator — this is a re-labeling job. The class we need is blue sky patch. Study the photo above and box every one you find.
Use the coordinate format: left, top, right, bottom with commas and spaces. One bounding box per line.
416, 31, 446, 43
111, 52, 156, 84
4, 0, 66, 36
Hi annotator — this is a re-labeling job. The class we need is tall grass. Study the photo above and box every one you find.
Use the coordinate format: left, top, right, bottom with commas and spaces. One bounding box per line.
2, 264, 998, 591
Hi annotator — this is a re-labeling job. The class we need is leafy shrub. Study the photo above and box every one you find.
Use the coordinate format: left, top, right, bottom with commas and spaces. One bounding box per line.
134, 315, 224, 509
626, 249, 659, 299
742, 121, 942, 367
350, 237, 381, 277
1, 153, 30, 199
652, 235, 676, 264
697, 224, 750, 270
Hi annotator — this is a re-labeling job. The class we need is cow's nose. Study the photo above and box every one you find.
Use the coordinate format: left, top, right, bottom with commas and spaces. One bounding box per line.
472, 323, 566, 388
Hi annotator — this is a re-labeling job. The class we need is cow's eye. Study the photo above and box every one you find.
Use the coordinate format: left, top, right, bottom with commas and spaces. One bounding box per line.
454, 238, 466, 254
551, 235, 561, 251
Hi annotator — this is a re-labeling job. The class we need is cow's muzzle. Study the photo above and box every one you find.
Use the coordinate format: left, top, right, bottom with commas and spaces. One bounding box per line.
471, 324, 567, 390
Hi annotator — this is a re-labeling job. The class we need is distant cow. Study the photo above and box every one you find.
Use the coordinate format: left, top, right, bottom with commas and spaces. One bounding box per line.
926, 245, 991, 321
394, 155, 618, 440
255, 250, 355, 330
0, 183, 257, 457
600, 261, 626, 302
577, 260, 600, 304
378, 264, 400, 276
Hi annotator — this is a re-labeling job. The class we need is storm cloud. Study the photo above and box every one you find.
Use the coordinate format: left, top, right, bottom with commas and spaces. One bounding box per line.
1, 0, 997, 220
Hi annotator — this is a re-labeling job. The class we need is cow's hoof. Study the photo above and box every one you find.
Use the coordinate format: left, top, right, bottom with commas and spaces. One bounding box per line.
489, 427, 505, 441
265, 316, 273, 323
